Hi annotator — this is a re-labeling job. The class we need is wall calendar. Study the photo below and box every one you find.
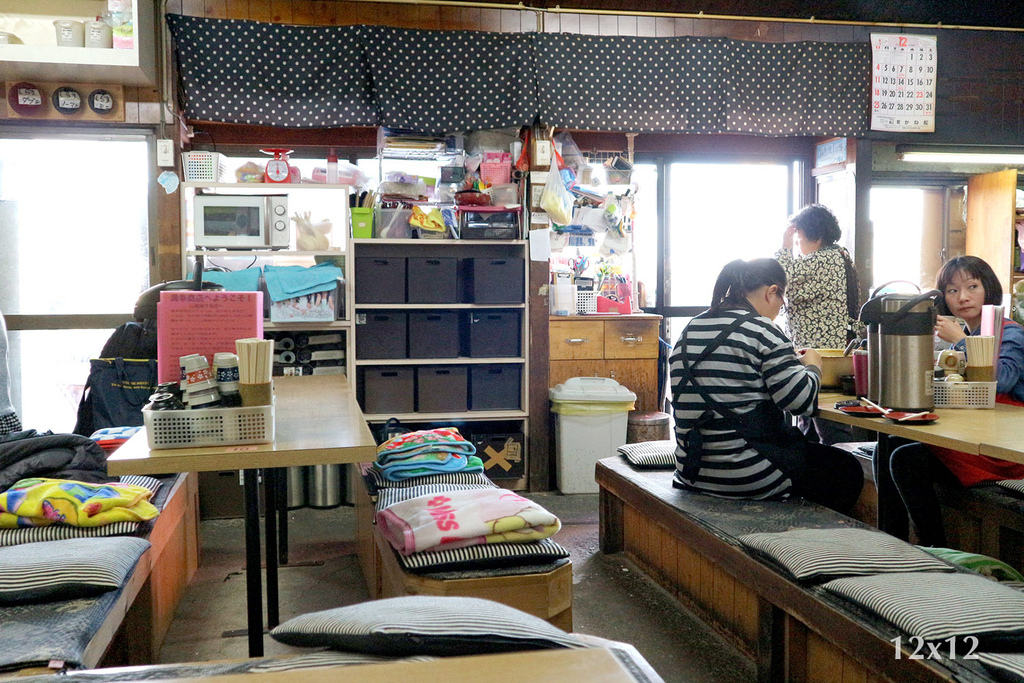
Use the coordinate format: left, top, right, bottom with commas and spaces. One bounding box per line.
870, 33, 937, 133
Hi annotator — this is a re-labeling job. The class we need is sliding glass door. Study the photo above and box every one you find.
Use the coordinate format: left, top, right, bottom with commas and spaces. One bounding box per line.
0, 132, 154, 432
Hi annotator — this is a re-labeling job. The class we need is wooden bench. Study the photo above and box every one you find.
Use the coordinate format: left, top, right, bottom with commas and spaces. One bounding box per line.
596, 456, 998, 683
354, 466, 573, 631
0, 472, 200, 674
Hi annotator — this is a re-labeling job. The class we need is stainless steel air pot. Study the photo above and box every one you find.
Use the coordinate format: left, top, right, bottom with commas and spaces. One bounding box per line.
878, 290, 941, 411
859, 281, 922, 404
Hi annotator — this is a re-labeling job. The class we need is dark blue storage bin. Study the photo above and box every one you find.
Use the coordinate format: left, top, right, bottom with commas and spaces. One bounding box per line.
466, 310, 520, 357
409, 311, 460, 358
407, 257, 463, 303
416, 366, 468, 412
355, 257, 406, 303
360, 366, 414, 414
469, 364, 521, 411
466, 257, 524, 304
356, 312, 407, 359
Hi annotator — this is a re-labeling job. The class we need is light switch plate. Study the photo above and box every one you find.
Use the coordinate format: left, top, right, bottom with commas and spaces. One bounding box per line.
156, 139, 174, 167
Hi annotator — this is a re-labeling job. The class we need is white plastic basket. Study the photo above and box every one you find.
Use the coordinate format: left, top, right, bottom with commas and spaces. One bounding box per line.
932, 381, 997, 409
182, 151, 228, 182
576, 289, 597, 314
143, 403, 274, 449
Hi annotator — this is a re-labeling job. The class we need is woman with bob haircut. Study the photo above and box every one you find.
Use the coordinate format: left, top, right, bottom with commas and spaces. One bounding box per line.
890, 255, 1024, 546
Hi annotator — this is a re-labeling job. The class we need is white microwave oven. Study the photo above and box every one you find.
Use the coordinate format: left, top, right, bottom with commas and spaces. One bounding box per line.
193, 194, 290, 249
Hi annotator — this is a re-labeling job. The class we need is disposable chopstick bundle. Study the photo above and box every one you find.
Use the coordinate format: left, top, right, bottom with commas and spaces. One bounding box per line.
235, 338, 274, 384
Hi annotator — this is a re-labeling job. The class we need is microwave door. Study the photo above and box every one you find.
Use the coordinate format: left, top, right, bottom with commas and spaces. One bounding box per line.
197, 205, 264, 248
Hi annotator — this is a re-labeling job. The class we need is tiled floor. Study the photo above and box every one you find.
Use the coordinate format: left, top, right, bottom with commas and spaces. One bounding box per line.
158, 492, 752, 683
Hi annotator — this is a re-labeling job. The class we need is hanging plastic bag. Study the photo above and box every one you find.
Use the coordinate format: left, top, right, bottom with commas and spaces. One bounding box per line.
540, 159, 574, 225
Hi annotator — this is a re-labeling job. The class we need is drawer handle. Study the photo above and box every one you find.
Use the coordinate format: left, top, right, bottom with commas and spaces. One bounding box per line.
620, 335, 643, 344
565, 338, 589, 345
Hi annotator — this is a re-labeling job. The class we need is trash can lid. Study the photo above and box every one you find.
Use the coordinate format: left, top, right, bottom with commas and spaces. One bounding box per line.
549, 376, 637, 402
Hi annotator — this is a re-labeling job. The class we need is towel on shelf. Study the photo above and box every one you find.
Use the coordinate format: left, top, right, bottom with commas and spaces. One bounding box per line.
376, 427, 476, 462
263, 263, 342, 302
375, 487, 561, 556
0, 478, 159, 528
373, 453, 484, 482
203, 267, 262, 292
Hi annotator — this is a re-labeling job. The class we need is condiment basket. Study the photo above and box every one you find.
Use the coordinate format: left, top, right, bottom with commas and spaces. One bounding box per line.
143, 403, 275, 449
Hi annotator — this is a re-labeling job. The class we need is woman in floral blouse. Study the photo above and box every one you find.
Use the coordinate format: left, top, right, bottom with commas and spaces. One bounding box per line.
774, 204, 860, 349
775, 204, 860, 444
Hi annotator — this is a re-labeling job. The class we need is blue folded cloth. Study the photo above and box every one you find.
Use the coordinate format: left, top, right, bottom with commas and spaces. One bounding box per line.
203, 267, 262, 292
263, 263, 342, 302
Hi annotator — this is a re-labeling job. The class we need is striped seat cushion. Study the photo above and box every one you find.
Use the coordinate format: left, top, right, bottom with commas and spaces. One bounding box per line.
978, 652, 1024, 682
0, 475, 162, 548
822, 572, 1024, 649
617, 440, 676, 469
396, 538, 570, 574
0, 536, 150, 605
270, 595, 584, 655
997, 479, 1024, 497
738, 527, 955, 582
363, 468, 493, 492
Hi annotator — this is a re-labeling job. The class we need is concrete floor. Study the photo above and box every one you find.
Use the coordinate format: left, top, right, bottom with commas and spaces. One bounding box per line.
158, 492, 752, 683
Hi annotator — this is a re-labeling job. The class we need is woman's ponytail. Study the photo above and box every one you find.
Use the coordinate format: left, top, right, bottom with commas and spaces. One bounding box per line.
710, 258, 787, 313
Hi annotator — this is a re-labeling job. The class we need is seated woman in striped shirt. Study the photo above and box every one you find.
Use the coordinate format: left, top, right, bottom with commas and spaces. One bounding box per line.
669, 258, 863, 514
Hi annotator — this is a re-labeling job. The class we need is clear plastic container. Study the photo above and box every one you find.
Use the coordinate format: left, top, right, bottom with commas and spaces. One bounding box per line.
374, 208, 412, 239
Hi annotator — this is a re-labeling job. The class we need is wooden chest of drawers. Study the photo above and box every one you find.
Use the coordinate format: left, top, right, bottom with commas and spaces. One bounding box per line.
548, 314, 663, 412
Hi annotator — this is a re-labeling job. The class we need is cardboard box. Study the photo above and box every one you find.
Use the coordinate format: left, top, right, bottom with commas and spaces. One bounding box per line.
472, 432, 525, 480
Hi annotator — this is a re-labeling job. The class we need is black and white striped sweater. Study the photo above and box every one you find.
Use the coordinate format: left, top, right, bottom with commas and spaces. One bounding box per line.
669, 308, 821, 500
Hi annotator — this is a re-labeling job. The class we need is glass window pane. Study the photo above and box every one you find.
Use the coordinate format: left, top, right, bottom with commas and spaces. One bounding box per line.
870, 187, 925, 291
9, 329, 114, 433
0, 138, 149, 315
632, 163, 659, 307
667, 163, 790, 308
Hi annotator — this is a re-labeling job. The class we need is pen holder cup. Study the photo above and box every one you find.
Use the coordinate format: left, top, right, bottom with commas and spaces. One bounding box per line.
239, 382, 273, 407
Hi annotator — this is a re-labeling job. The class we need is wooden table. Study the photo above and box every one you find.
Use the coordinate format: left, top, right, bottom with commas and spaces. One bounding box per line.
816, 391, 1024, 536
108, 375, 377, 657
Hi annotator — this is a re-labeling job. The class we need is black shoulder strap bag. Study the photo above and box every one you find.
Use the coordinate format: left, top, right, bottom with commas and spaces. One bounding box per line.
677, 312, 809, 490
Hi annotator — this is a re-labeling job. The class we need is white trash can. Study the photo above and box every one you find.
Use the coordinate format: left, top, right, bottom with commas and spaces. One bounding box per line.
549, 377, 637, 494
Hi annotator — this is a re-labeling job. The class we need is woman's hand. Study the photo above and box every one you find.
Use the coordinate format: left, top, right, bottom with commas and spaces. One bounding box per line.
935, 316, 967, 344
796, 347, 821, 369
782, 225, 796, 250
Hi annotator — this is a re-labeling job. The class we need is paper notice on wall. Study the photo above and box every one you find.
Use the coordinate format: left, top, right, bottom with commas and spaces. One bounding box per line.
870, 33, 937, 133
156, 291, 263, 384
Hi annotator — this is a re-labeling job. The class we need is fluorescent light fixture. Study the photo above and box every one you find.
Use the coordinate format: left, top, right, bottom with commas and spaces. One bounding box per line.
897, 148, 1024, 164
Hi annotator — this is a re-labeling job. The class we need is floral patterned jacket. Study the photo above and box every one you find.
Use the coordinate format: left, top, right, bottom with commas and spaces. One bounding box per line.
775, 244, 854, 349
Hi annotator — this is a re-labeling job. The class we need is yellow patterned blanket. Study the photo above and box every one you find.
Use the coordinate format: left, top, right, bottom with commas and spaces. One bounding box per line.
0, 478, 159, 528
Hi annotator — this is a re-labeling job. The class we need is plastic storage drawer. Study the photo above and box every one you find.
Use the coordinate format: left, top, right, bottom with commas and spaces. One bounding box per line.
467, 257, 524, 304
356, 312, 408, 359
355, 257, 406, 303
470, 364, 521, 411
466, 310, 520, 357
407, 257, 462, 303
360, 366, 414, 414
409, 311, 459, 358
416, 366, 468, 412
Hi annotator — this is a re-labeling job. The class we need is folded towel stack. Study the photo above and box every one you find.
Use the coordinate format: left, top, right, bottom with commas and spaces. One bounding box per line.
373, 428, 483, 482
376, 487, 561, 556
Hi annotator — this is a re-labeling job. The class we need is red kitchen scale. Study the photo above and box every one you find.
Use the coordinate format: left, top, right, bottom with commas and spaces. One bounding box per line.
260, 148, 295, 184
